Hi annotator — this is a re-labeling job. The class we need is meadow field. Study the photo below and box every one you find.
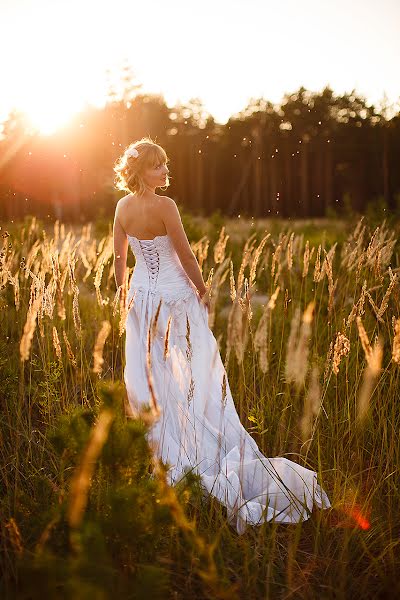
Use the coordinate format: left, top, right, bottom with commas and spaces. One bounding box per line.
1, 213, 400, 599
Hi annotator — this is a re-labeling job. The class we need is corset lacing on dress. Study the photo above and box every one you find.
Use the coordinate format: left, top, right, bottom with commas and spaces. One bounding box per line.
139, 239, 160, 291
137, 240, 161, 362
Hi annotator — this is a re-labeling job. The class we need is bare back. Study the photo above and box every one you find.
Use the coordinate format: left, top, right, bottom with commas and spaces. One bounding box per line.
113, 191, 207, 295
116, 192, 167, 239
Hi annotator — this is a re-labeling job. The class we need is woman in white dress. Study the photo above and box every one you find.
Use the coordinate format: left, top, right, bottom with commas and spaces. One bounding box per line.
112, 137, 331, 535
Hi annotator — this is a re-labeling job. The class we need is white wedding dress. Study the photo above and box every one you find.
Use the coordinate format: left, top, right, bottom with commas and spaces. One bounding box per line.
124, 233, 331, 534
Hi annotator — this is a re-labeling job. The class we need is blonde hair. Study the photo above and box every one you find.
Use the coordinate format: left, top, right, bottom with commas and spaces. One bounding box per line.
113, 137, 169, 197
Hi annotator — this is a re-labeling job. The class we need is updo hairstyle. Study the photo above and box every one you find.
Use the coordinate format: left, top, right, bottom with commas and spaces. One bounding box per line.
113, 137, 169, 196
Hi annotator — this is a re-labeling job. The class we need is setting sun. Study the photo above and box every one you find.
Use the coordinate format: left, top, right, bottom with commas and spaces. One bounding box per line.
22, 97, 83, 136
1, 0, 399, 132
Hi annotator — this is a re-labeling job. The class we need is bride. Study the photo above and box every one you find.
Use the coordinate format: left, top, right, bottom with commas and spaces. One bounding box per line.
112, 137, 331, 535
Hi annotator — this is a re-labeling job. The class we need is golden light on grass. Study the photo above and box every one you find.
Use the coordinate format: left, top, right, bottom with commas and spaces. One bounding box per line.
270, 233, 285, 279
118, 271, 130, 337
227, 295, 249, 366
52, 326, 62, 361
92, 320, 111, 375
300, 364, 321, 446
208, 258, 230, 329
286, 231, 294, 271
20, 293, 42, 362
112, 285, 122, 317
213, 226, 229, 264
229, 260, 237, 301
332, 332, 350, 375
356, 319, 384, 425
4, 214, 400, 596
313, 244, 322, 282
322, 246, 338, 314
346, 280, 367, 328
340, 217, 365, 272
285, 301, 315, 388
392, 317, 400, 364
249, 233, 270, 288
238, 235, 257, 295
192, 237, 210, 273
63, 330, 77, 368
50, 252, 66, 321
356, 316, 373, 364
72, 284, 82, 332
254, 285, 280, 373
302, 240, 311, 278
365, 266, 397, 323
94, 236, 114, 307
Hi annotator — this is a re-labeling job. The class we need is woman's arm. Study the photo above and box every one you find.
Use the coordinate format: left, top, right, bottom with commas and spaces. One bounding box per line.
161, 197, 207, 296
113, 207, 128, 288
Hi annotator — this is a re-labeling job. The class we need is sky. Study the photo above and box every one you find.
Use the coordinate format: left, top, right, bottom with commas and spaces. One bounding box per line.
1, 0, 399, 133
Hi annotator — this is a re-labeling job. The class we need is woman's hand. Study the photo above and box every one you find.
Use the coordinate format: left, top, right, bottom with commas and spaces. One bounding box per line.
199, 287, 211, 311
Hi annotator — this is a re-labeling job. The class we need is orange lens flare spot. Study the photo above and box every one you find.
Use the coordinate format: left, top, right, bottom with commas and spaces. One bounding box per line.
331, 502, 371, 530
344, 505, 371, 530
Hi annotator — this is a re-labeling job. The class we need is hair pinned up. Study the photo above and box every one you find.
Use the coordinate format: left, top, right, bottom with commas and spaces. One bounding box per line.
114, 137, 169, 196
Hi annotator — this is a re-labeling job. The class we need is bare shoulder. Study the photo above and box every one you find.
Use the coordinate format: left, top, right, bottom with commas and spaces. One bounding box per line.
160, 196, 183, 228
114, 194, 133, 224
160, 195, 179, 215
158, 196, 192, 262
115, 193, 132, 212
158, 195, 174, 206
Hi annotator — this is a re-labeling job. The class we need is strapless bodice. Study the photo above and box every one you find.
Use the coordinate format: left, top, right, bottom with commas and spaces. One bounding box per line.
127, 234, 196, 301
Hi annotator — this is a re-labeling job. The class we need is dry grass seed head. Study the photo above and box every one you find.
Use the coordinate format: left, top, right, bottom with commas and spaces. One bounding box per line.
118, 271, 130, 336
376, 270, 398, 321
300, 364, 321, 443
214, 226, 229, 264
392, 317, 400, 364
227, 296, 249, 365
346, 280, 367, 329
52, 326, 62, 361
249, 233, 270, 288
313, 245, 322, 282
93, 320, 111, 375
229, 260, 237, 302
164, 315, 172, 360
285, 301, 315, 388
332, 332, 350, 375
302, 240, 310, 278
254, 287, 280, 374
356, 316, 373, 365
63, 330, 77, 368
20, 293, 43, 362
357, 337, 383, 425
72, 285, 82, 332
286, 231, 295, 271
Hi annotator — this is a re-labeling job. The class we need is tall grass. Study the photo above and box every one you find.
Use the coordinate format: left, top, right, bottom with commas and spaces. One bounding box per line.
1, 215, 400, 599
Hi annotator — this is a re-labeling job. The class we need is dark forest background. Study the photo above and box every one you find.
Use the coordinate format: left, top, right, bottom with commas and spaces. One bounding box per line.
1, 69, 399, 222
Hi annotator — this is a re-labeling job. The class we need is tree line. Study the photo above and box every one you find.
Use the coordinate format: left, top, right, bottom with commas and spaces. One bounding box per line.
0, 84, 399, 221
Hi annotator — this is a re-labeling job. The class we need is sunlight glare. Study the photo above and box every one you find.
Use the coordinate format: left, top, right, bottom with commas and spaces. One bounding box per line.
23, 99, 80, 136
